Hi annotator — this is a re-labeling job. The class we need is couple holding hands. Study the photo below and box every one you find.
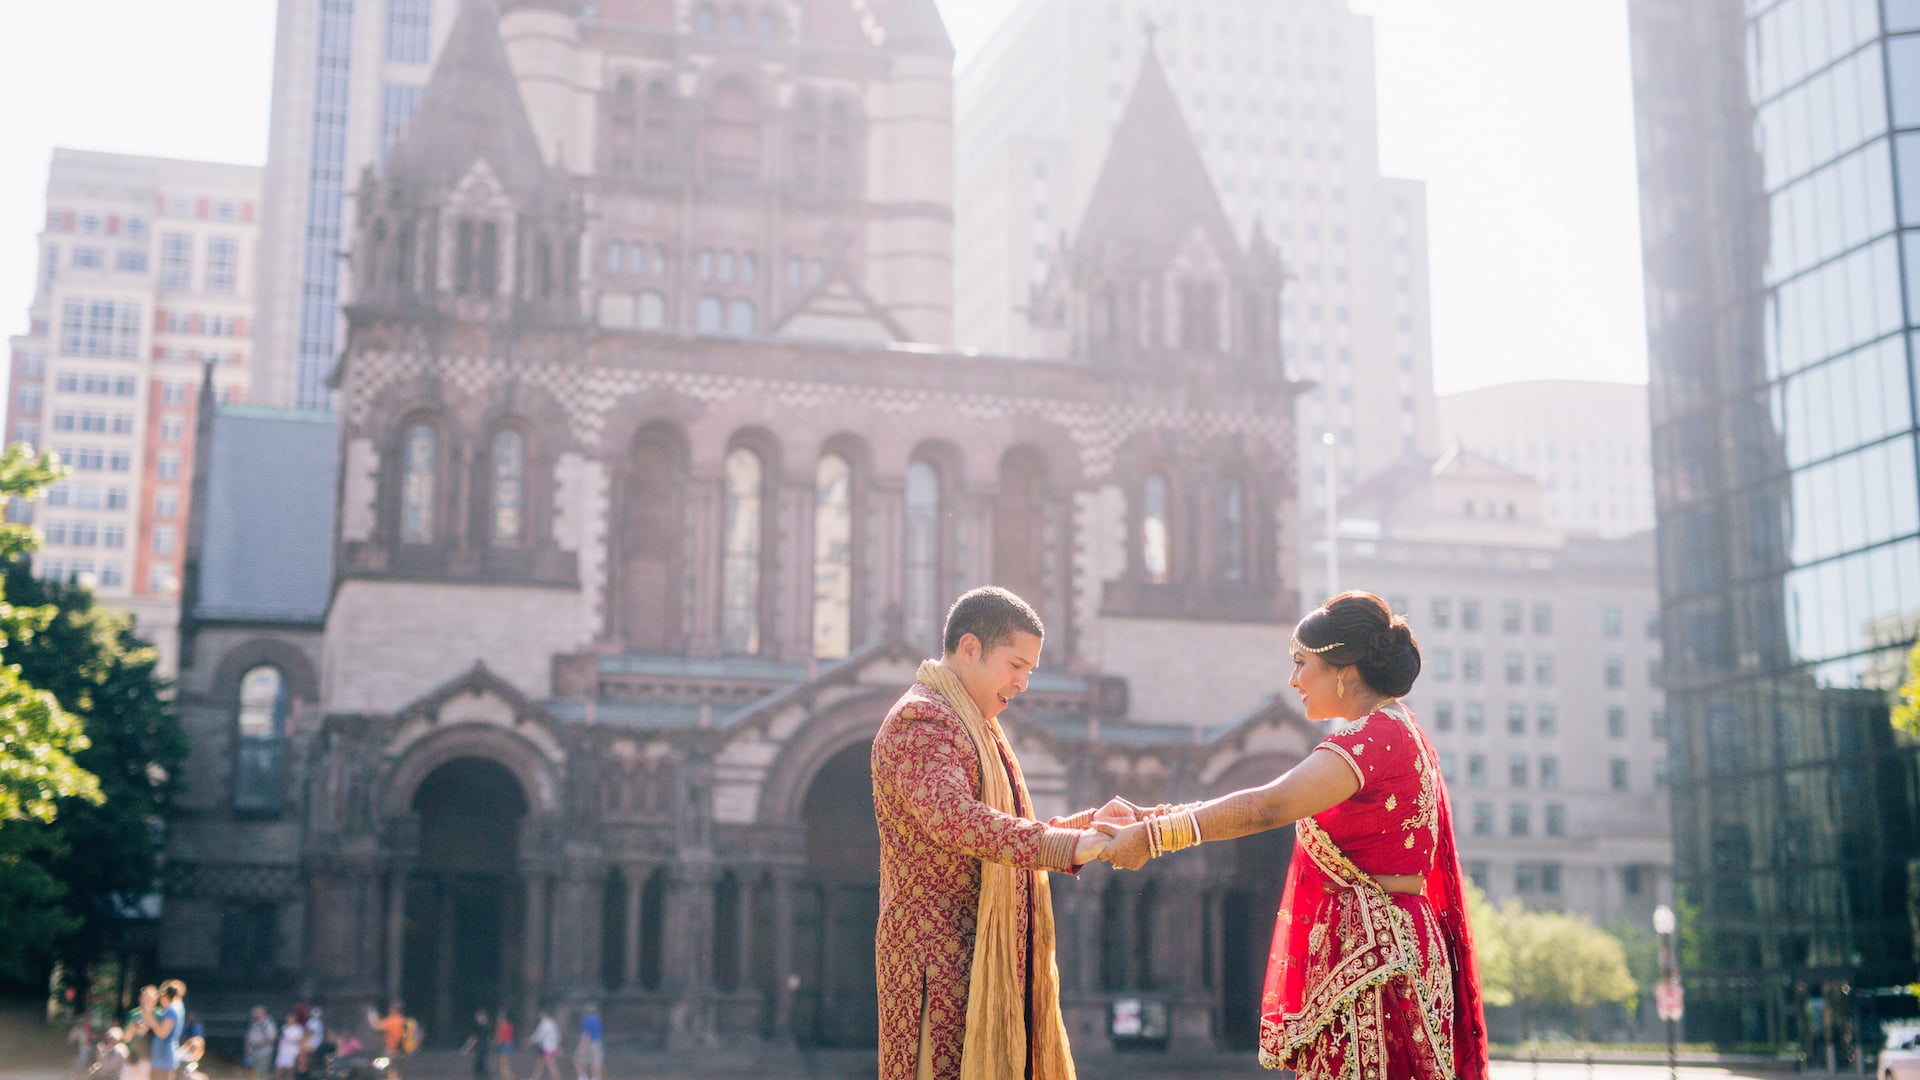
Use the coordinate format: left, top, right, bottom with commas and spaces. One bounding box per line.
871, 587, 1488, 1080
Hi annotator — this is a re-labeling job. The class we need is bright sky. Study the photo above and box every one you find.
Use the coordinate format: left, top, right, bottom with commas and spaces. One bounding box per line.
0, 0, 1648, 397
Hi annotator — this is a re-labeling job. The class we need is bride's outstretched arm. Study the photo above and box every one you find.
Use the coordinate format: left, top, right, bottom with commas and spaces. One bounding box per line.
1101, 749, 1359, 870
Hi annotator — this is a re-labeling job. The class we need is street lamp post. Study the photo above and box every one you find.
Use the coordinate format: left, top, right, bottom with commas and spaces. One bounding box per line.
1654, 903, 1679, 1080
1322, 432, 1337, 595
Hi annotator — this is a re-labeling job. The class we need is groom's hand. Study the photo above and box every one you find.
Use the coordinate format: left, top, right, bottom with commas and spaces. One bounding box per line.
1096, 822, 1152, 870
1071, 829, 1110, 866
1093, 797, 1144, 827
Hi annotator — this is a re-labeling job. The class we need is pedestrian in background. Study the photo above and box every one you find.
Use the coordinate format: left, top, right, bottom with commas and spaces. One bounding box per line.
527, 1010, 560, 1080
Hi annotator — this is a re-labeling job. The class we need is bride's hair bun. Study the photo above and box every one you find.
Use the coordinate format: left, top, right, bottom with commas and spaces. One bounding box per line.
1293, 592, 1422, 698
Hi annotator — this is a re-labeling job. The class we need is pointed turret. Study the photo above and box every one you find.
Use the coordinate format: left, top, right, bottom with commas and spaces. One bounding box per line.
1073, 43, 1240, 270
384, 0, 555, 199
878, 0, 953, 56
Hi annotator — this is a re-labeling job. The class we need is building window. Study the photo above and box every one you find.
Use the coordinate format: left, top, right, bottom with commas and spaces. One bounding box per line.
1216, 476, 1247, 583
904, 459, 944, 651
1504, 652, 1524, 685
385, 0, 432, 63
1506, 703, 1527, 735
1431, 597, 1451, 629
1515, 863, 1538, 893
812, 453, 854, 660
234, 664, 289, 814
160, 233, 192, 290
1537, 703, 1557, 736
1470, 801, 1493, 836
1502, 600, 1523, 634
720, 447, 765, 655
1509, 803, 1530, 837
1432, 649, 1453, 681
1540, 756, 1560, 789
1464, 701, 1484, 733
160, 415, 184, 443
59, 298, 141, 359
490, 428, 527, 547
1545, 803, 1566, 837
155, 489, 179, 519
1467, 755, 1487, 787
1532, 602, 1552, 635
1141, 471, 1171, 583
206, 236, 238, 293
1607, 707, 1627, 738
1604, 657, 1624, 687
1541, 863, 1562, 893
1534, 654, 1554, 685
400, 423, 438, 544
1509, 755, 1528, 788
1461, 599, 1481, 631
1462, 650, 1482, 683
157, 452, 181, 481
1652, 708, 1668, 740
152, 526, 176, 556
637, 291, 666, 329
1602, 604, 1622, 637
1609, 758, 1629, 791
704, 81, 761, 185
1433, 700, 1454, 732
726, 298, 756, 336
697, 296, 724, 333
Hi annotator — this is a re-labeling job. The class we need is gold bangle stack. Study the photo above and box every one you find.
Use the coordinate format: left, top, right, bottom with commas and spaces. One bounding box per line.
1146, 808, 1201, 859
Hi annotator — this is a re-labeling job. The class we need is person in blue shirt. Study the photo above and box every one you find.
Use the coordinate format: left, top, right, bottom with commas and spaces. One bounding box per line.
573, 1005, 601, 1080
148, 981, 187, 1080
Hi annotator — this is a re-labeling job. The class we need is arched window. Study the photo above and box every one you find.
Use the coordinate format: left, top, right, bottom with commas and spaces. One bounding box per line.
637, 290, 667, 329
727, 298, 756, 335
1216, 476, 1247, 583
400, 423, 438, 544
698, 295, 725, 333
1141, 471, 1171, 583
724, 6, 746, 36
621, 427, 684, 650
904, 459, 942, 651
792, 98, 819, 193
608, 76, 638, 177
705, 81, 761, 185
642, 81, 673, 180
721, 447, 764, 654
756, 9, 780, 43
825, 101, 853, 196
234, 664, 288, 814
395, 222, 415, 289
607, 241, 625, 273
812, 453, 853, 659
491, 428, 527, 547
994, 450, 1048, 605
695, 3, 717, 34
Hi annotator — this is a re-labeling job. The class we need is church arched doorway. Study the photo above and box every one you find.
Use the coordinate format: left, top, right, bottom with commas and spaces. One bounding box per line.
791, 742, 880, 1048
1219, 819, 1293, 1048
401, 757, 528, 1044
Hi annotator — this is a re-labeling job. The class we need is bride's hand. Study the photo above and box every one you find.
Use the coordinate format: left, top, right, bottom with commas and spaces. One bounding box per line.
1094, 821, 1152, 870
1072, 829, 1110, 866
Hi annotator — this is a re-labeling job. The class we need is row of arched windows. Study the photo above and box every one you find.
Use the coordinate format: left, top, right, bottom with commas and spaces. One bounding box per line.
398, 421, 532, 548
602, 76, 859, 196
1140, 469, 1256, 586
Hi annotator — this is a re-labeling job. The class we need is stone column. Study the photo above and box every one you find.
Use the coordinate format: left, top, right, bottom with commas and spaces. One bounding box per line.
734, 876, 754, 991
622, 864, 648, 989
770, 869, 799, 1040
685, 476, 723, 656
664, 858, 719, 1049
522, 873, 549, 1005
384, 866, 410, 1002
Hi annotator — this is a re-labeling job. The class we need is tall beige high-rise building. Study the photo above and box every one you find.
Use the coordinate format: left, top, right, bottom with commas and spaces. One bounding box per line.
253, 0, 461, 409
1438, 380, 1656, 538
956, 0, 1437, 499
4, 149, 261, 670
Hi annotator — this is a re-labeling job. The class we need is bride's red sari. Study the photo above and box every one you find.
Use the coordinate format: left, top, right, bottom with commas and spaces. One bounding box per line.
1258, 703, 1489, 1080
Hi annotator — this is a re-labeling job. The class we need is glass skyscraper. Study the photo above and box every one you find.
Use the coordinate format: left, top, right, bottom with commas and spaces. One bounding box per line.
1630, 0, 1920, 1047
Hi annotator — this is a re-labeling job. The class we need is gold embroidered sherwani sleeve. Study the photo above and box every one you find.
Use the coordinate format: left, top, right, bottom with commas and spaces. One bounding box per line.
874, 712, 1080, 873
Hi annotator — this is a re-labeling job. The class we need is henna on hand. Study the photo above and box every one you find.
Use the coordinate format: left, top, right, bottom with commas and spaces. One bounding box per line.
1103, 822, 1152, 870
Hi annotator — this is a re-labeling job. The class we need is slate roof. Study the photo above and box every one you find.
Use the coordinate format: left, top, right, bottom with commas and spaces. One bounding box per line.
193, 406, 338, 624
383, 0, 556, 198
1075, 43, 1244, 269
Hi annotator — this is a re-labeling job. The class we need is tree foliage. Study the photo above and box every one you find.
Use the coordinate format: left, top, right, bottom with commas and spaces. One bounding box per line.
1464, 879, 1514, 1007
0, 443, 101, 824
1469, 889, 1639, 1034
3, 560, 185, 987
1894, 637, 1920, 735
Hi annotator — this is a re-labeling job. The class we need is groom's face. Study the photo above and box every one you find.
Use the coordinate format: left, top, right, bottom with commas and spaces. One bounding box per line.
954, 630, 1043, 721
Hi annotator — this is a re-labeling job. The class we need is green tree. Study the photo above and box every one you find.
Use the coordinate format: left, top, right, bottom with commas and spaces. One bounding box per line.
1604, 910, 1661, 1014
1894, 638, 1920, 735
1504, 906, 1638, 1037
3, 560, 185, 992
1465, 878, 1515, 1007
0, 444, 100, 824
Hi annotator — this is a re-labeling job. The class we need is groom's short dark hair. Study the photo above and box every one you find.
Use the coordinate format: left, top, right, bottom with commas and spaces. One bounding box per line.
943, 586, 1045, 656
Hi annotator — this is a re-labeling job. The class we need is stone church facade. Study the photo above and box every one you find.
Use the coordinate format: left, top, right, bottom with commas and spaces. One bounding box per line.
163, 0, 1323, 1053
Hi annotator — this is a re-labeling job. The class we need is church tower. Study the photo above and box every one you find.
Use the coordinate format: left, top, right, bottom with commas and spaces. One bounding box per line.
1031, 41, 1285, 383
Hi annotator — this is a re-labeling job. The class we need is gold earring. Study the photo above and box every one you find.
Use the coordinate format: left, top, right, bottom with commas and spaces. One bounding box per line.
1336, 675, 1345, 698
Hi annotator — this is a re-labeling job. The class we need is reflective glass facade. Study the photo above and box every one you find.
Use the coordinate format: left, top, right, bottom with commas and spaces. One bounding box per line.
1631, 0, 1920, 1046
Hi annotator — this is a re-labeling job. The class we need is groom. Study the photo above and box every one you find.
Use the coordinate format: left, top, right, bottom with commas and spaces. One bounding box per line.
871, 587, 1111, 1080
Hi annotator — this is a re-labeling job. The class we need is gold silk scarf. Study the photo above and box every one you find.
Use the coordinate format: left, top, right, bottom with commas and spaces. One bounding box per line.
914, 660, 1076, 1080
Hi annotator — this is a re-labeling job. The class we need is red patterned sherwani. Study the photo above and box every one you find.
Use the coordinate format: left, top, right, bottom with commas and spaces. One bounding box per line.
870, 683, 1081, 1080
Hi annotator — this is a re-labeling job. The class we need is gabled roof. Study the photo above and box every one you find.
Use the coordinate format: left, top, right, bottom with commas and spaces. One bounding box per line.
1431, 444, 1537, 484
1074, 43, 1243, 269
876, 0, 953, 55
384, 0, 555, 197
192, 407, 337, 624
